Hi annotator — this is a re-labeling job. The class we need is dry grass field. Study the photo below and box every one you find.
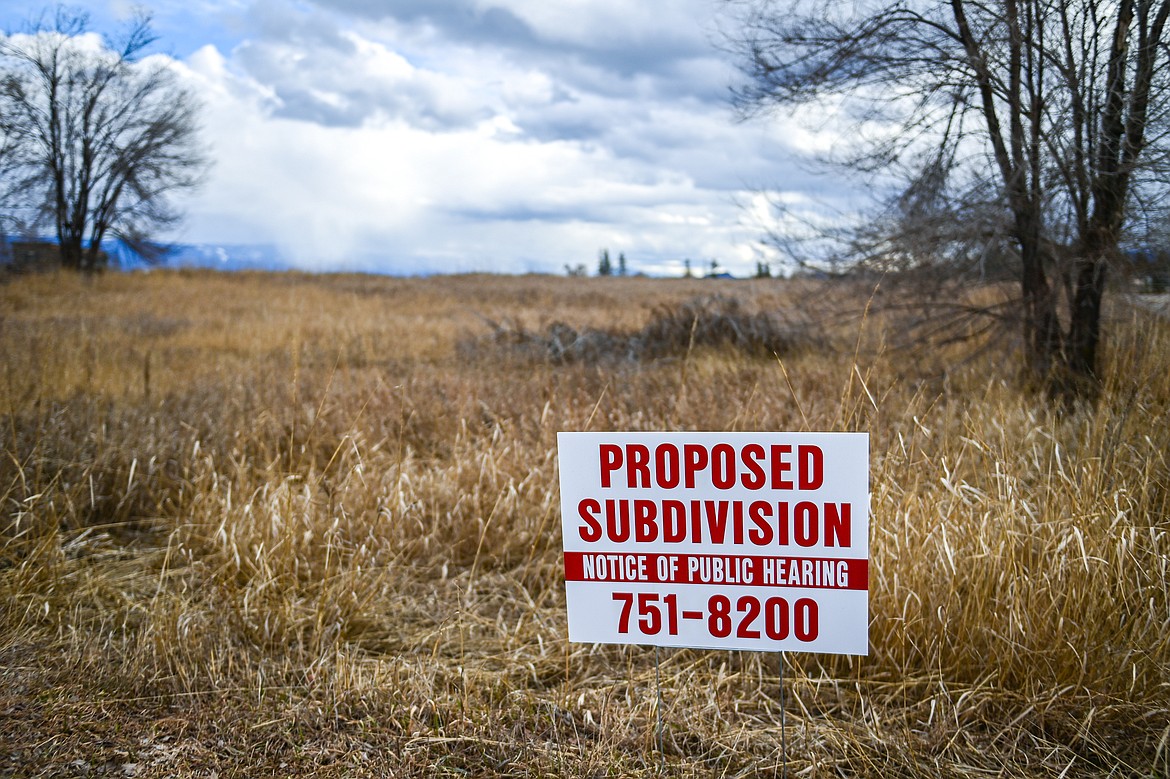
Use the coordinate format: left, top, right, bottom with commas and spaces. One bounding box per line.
1, 269, 1168, 777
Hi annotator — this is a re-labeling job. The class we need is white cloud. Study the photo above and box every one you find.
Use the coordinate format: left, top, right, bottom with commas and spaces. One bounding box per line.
476, 0, 710, 52
180, 75, 763, 272
129, 1, 846, 275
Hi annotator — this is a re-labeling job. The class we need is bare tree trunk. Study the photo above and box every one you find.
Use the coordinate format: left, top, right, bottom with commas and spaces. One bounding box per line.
1023, 272, 1060, 378
59, 232, 83, 270
1066, 250, 1107, 389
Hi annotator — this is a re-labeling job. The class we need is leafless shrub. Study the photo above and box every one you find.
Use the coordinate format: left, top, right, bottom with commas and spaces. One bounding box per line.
638, 294, 825, 358
464, 294, 828, 364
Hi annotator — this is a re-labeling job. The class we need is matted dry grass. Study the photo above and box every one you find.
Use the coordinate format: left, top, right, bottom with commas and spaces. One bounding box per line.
1, 269, 1168, 777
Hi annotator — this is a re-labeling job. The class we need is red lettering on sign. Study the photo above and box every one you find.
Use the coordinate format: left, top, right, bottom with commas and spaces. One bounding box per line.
627, 444, 651, 488
799, 445, 824, 490
596, 441, 830, 492
683, 444, 708, 488
599, 444, 622, 488
655, 444, 680, 488
564, 552, 868, 589
578, 499, 602, 542
741, 443, 767, 489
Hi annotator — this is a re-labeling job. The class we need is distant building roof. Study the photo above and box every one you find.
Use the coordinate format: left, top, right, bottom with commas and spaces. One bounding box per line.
9, 240, 60, 270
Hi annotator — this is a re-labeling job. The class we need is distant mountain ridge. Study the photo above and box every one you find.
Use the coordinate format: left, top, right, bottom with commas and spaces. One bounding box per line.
154, 242, 287, 271
1, 235, 287, 272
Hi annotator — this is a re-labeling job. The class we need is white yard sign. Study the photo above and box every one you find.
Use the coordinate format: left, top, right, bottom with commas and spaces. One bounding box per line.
558, 432, 869, 655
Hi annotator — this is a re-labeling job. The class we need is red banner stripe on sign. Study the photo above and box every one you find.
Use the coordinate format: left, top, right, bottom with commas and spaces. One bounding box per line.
564, 552, 868, 590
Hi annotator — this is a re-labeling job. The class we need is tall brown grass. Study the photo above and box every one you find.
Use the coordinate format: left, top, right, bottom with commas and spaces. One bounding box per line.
1, 269, 1167, 777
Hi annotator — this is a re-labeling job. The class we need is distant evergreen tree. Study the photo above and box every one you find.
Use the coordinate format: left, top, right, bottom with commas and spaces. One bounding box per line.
684, 258, 693, 278
618, 252, 627, 276
598, 249, 612, 276
755, 261, 771, 278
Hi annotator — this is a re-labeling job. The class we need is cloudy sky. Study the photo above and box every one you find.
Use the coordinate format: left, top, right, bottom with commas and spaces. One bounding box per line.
2, 1, 846, 276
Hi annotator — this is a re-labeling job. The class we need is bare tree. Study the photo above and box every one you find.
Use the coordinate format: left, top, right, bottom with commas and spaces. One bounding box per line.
0, 8, 205, 270
0, 63, 31, 241
728, 0, 1170, 398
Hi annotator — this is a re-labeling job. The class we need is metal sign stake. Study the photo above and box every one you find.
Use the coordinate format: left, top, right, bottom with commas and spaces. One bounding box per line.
779, 650, 788, 779
655, 645, 665, 768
